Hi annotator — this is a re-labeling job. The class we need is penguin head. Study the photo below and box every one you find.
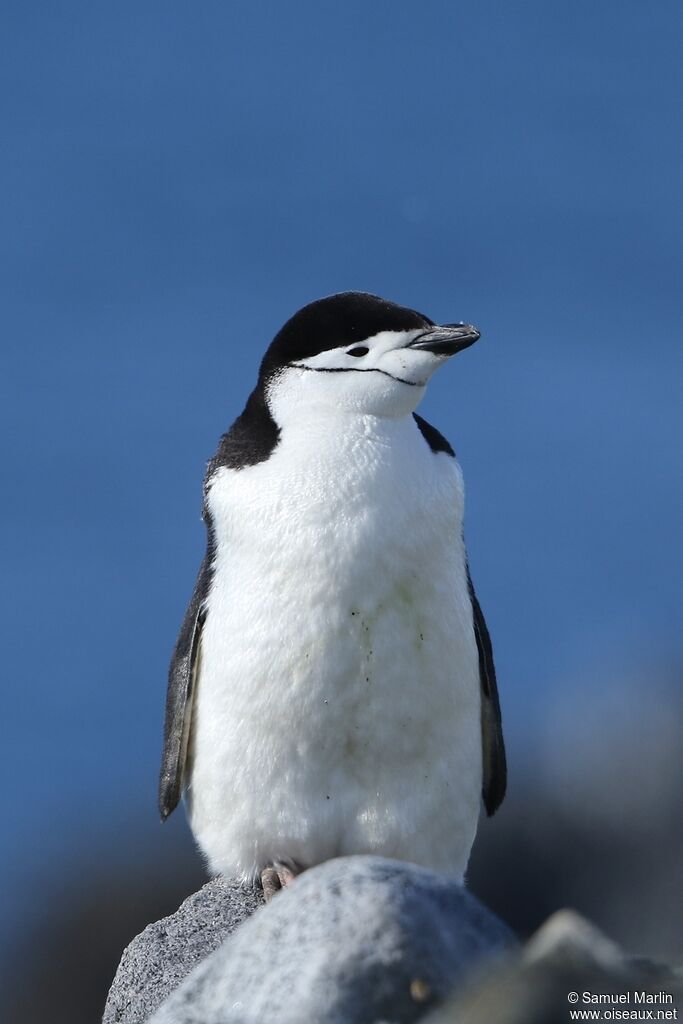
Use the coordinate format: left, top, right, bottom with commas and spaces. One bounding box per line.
260, 292, 480, 421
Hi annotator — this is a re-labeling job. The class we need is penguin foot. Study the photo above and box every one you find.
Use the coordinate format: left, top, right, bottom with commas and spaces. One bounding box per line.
260, 861, 301, 901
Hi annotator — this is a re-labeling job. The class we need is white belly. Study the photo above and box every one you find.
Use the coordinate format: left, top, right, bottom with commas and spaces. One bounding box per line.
186, 414, 482, 881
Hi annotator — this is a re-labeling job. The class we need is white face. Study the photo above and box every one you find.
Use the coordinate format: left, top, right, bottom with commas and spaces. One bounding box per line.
266, 329, 456, 424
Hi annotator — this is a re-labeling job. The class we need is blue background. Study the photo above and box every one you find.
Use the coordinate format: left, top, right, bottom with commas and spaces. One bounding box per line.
1, 0, 681, 996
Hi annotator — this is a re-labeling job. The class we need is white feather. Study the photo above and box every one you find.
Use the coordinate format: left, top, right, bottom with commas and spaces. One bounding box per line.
187, 377, 482, 883
183, 339, 481, 884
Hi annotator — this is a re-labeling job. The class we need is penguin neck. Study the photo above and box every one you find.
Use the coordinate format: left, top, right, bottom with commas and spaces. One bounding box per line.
274, 402, 417, 450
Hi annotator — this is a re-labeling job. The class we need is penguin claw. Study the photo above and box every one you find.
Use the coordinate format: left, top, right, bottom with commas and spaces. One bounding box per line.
260, 861, 301, 901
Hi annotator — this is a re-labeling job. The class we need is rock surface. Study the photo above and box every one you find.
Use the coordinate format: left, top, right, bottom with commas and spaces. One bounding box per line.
425, 909, 683, 1024
105, 855, 683, 1024
144, 856, 515, 1024
103, 876, 263, 1024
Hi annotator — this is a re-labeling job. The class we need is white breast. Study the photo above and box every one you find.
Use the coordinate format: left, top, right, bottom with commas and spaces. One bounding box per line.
186, 411, 482, 882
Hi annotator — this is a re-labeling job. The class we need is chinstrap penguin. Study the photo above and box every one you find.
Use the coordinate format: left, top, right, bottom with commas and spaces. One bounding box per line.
159, 291, 506, 899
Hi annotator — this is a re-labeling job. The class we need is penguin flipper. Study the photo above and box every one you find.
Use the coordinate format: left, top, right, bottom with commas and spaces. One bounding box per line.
413, 413, 507, 815
158, 553, 211, 821
468, 568, 507, 815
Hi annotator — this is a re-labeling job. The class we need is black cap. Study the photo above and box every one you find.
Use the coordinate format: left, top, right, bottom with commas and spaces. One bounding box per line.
259, 292, 433, 379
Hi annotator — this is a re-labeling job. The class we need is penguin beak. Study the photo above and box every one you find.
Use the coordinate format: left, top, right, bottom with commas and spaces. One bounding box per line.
407, 323, 481, 356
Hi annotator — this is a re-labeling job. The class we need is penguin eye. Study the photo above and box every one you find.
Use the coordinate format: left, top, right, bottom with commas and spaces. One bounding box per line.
347, 346, 369, 358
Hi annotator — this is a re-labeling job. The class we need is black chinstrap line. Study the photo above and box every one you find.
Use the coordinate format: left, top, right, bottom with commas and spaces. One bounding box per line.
288, 363, 424, 388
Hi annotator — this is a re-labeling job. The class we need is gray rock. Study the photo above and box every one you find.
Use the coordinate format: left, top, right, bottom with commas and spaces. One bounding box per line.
149, 855, 515, 1024
425, 910, 683, 1024
103, 876, 263, 1024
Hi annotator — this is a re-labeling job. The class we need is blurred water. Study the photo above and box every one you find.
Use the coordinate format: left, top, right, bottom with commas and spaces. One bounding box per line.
1, 0, 681, 967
